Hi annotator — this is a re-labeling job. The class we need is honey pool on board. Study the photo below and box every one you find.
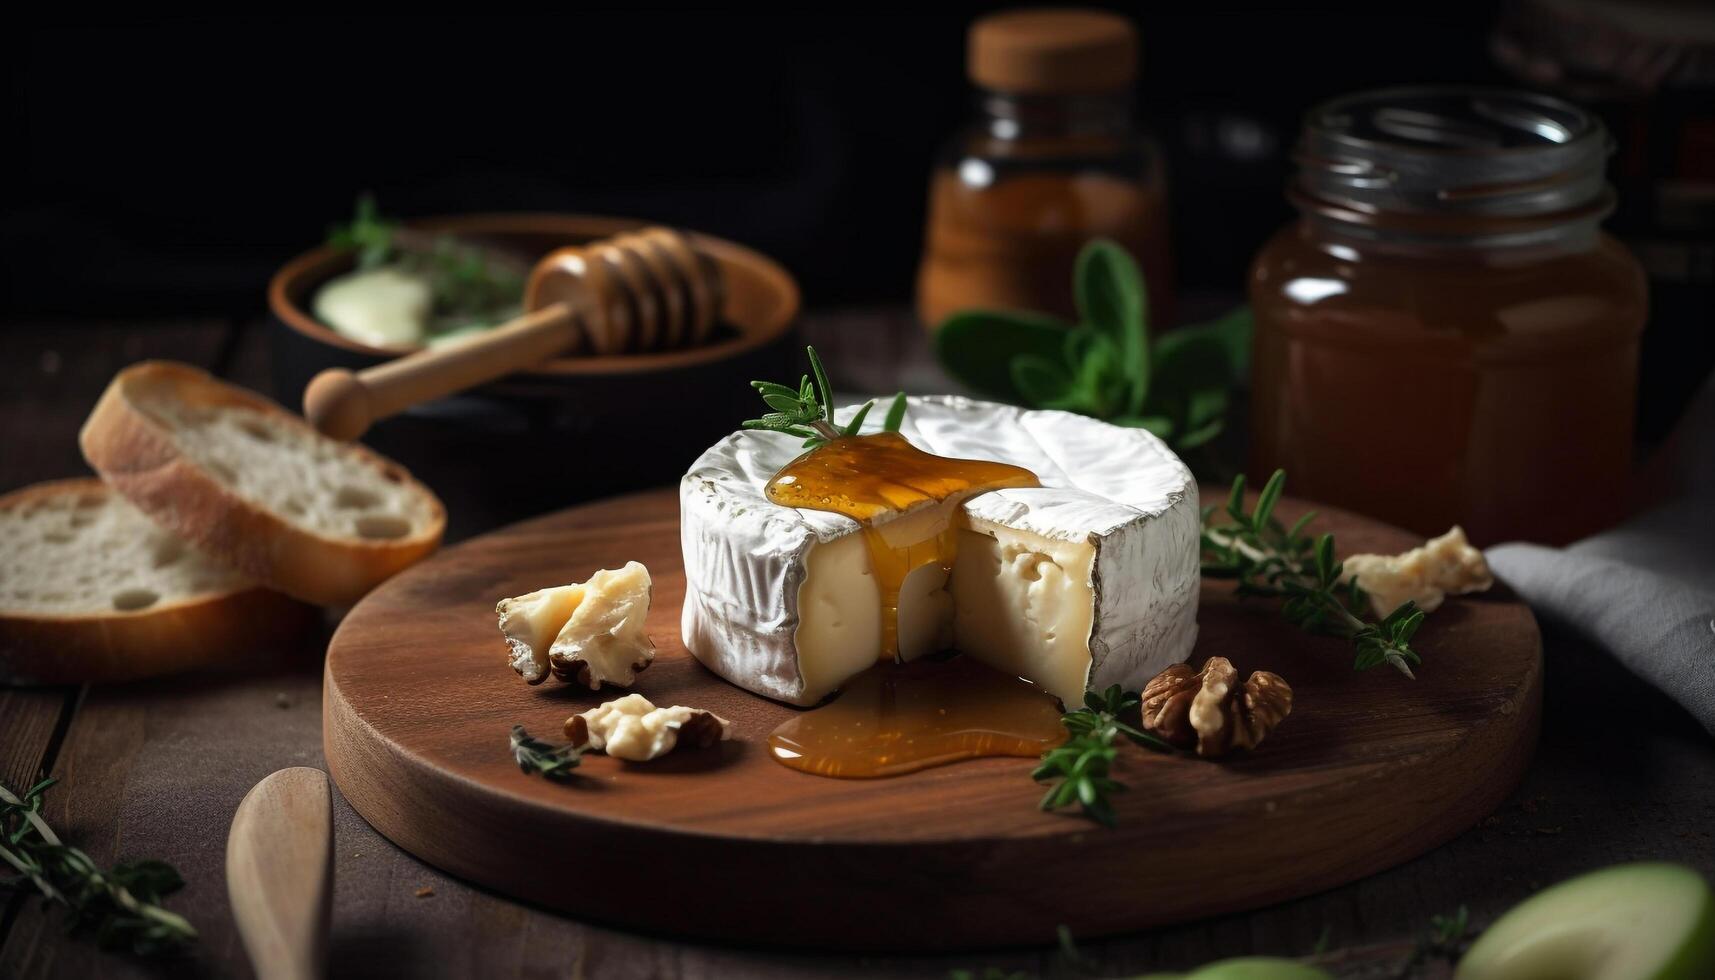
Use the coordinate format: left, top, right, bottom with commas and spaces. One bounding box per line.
763, 432, 1064, 778
768, 656, 1067, 778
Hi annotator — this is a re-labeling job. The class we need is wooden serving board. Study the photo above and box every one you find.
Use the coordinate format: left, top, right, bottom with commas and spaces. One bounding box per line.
324, 488, 1541, 951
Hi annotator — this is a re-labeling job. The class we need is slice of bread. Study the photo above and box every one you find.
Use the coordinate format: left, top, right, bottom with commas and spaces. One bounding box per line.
80, 361, 446, 606
0, 479, 313, 684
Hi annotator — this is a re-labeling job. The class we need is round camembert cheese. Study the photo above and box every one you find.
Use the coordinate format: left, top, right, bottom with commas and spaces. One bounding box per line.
679, 396, 1200, 707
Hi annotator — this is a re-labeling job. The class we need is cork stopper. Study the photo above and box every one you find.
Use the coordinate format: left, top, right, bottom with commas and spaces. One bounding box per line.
967, 8, 1137, 95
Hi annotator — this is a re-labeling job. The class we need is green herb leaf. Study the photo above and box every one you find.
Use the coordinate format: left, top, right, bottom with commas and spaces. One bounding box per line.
743, 347, 843, 443
1066, 329, 1128, 417
806, 347, 835, 425
744, 347, 908, 449
1226, 473, 1248, 521
1203, 305, 1256, 383
761, 393, 803, 415
1202, 470, 1425, 678
751, 380, 800, 400
929, 241, 1250, 460
1073, 239, 1149, 413
1110, 414, 1174, 438
1146, 329, 1233, 431
935, 310, 1071, 403
1189, 387, 1228, 430
0, 779, 196, 959
326, 192, 398, 271
1173, 417, 1224, 449
1252, 469, 1285, 532
882, 391, 907, 433
841, 400, 875, 436
510, 725, 583, 781
1034, 683, 1175, 826
1010, 354, 1076, 410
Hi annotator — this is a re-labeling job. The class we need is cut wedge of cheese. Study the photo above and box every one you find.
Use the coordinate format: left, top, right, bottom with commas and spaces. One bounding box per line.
680, 396, 1200, 706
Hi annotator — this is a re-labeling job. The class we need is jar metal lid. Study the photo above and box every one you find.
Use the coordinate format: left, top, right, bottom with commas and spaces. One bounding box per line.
1295, 86, 1613, 220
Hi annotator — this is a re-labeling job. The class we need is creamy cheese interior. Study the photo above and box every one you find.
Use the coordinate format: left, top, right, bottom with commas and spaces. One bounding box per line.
792, 510, 1096, 705
952, 519, 1096, 706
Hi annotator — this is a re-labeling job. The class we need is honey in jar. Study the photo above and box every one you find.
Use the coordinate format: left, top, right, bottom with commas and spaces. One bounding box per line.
1250, 87, 1648, 546
916, 8, 1173, 330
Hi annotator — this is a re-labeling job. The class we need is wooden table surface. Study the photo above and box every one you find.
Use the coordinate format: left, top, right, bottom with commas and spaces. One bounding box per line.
2, 313, 1712, 979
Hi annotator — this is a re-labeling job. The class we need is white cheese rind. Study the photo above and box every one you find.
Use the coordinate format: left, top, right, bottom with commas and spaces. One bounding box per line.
679, 396, 1200, 706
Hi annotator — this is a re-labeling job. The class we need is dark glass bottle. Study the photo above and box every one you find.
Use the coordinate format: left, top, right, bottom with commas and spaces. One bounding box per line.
917, 9, 1173, 330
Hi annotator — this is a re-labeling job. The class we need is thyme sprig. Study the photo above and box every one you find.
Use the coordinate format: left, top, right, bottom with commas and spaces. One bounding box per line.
1032, 685, 1175, 827
1201, 470, 1426, 678
0, 778, 196, 958
744, 346, 907, 449
510, 725, 583, 781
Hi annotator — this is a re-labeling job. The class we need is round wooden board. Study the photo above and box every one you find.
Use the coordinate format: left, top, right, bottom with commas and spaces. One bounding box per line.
324, 487, 1541, 952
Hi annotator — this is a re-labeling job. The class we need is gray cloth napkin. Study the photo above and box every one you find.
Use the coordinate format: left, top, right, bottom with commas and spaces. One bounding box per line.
1486, 374, 1715, 734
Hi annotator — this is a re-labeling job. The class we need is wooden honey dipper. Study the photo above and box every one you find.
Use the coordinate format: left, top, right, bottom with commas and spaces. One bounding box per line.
303, 226, 724, 441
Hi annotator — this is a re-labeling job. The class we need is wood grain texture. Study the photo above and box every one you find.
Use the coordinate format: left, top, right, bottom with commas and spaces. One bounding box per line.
226, 767, 334, 980
0, 688, 73, 792
324, 487, 1542, 951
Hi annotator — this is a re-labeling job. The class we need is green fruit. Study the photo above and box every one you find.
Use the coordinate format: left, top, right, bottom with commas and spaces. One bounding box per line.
1457, 862, 1715, 980
1180, 958, 1331, 980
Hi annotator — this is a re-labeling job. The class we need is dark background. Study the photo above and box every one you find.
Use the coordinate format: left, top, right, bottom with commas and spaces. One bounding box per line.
3, 5, 1515, 315
4, 5, 1712, 438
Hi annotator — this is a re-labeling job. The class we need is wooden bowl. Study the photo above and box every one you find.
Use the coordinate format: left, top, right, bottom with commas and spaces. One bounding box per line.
268, 214, 801, 537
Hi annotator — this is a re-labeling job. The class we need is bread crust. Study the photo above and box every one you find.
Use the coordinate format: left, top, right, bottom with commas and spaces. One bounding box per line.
79, 361, 446, 606
0, 479, 317, 684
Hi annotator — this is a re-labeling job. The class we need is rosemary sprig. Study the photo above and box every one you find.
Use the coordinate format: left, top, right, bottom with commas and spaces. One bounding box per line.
0, 778, 196, 958
1032, 685, 1175, 827
509, 725, 584, 781
1201, 470, 1426, 678
743, 346, 907, 448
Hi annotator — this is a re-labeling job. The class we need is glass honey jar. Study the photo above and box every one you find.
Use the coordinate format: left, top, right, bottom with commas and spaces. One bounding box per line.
1250, 87, 1648, 546
916, 8, 1173, 330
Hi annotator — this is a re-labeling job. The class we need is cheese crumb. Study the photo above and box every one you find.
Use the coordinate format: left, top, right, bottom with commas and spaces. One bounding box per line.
496, 561, 656, 688
496, 581, 586, 684
1341, 526, 1494, 617
547, 562, 656, 689
571, 693, 731, 762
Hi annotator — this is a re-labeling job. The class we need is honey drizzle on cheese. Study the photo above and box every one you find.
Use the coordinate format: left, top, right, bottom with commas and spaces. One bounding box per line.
767, 656, 1067, 777
764, 432, 1039, 663
764, 432, 1060, 778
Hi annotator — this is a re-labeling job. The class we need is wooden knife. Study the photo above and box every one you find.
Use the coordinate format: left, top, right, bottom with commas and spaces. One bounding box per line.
226, 767, 334, 980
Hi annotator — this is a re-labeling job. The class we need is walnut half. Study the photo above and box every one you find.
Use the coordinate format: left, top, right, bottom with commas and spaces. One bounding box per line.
565, 693, 731, 762
1140, 657, 1292, 758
